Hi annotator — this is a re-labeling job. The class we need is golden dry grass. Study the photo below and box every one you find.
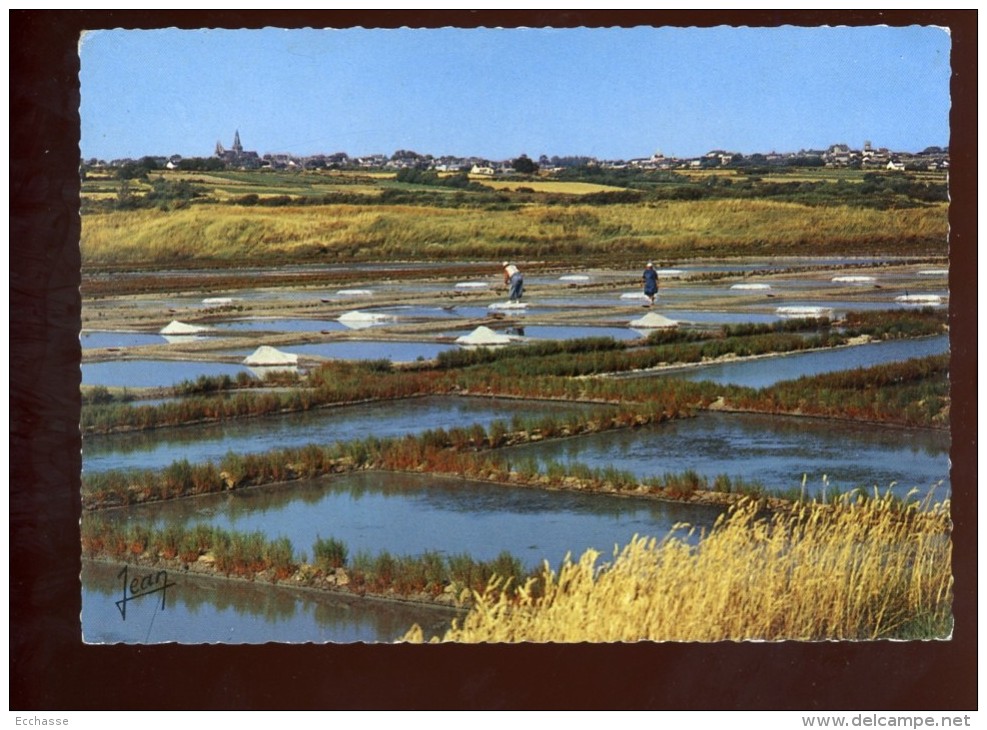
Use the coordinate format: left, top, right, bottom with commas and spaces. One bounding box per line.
403, 494, 952, 643
477, 180, 630, 194
81, 198, 948, 264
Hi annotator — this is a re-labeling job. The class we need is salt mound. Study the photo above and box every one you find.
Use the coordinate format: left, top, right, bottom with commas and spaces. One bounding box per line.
243, 346, 299, 366
162, 335, 201, 345
730, 283, 771, 290
620, 292, 651, 301
203, 297, 235, 306
629, 312, 679, 329
918, 269, 948, 276
488, 301, 529, 311
559, 275, 590, 282
338, 310, 395, 329
776, 306, 833, 318
160, 320, 211, 335
455, 326, 517, 346
832, 276, 876, 284
455, 281, 489, 289
895, 294, 943, 305
248, 365, 298, 379
336, 289, 374, 297
655, 269, 684, 276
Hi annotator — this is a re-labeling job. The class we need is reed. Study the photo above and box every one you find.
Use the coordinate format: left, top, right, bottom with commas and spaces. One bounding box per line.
404, 492, 952, 642
312, 535, 348, 570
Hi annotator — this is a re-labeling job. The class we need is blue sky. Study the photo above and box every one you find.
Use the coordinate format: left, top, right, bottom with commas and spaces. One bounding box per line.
79, 25, 951, 162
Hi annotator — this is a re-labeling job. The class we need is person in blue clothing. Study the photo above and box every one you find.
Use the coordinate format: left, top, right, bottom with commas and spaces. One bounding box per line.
502, 261, 524, 302
642, 262, 659, 305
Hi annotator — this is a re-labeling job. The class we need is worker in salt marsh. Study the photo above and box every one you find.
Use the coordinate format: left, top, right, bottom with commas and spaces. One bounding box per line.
502, 261, 524, 302
642, 262, 659, 306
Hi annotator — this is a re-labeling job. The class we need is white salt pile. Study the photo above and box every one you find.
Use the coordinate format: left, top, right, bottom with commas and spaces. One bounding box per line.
202, 297, 235, 306
161, 335, 201, 345
628, 312, 679, 329
455, 326, 518, 346
831, 276, 876, 284
559, 275, 590, 282
242, 346, 299, 366
160, 320, 211, 335
895, 294, 943, 305
455, 281, 489, 289
730, 283, 771, 290
776, 306, 833, 318
488, 301, 529, 311
338, 311, 395, 329
918, 270, 948, 276
336, 289, 374, 297
655, 269, 685, 276
248, 365, 298, 379
620, 292, 651, 301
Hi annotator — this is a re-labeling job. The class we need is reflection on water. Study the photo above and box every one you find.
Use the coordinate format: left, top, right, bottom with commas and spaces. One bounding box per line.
82, 560, 458, 644
505, 412, 950, 500
95, 471, 726, 573
84, 396, 604, 474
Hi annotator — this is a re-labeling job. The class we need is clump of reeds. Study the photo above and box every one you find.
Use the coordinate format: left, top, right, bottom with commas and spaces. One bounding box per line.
403, 492, 952, 642
348, 548, 531, 598
312, 535, 348, 570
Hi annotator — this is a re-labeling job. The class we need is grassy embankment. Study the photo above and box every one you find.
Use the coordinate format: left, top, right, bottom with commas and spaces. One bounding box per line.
403, 493, 953, 642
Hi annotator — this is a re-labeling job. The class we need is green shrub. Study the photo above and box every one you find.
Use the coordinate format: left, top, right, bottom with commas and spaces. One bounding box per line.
313, 536, 349, 570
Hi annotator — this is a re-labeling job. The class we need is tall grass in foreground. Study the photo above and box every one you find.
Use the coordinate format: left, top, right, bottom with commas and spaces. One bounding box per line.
404, 493, 952, 642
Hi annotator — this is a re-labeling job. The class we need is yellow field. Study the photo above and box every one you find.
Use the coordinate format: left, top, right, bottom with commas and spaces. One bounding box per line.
475, 180, 629, 194
404, 494, 952, 642
157, 172, 247, 185
81, 196, 948, 264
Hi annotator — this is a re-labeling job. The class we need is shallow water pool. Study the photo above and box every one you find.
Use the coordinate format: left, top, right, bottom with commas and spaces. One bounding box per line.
662, 334, 948, 388
82, 360, 255, 388
84, 396, 607, 475
81, 331, 169, 349
81, 560, 457, 644
505, 411, 950, 501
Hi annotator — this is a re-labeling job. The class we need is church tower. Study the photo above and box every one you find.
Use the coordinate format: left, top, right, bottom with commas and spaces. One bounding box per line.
232, 130, 243, 156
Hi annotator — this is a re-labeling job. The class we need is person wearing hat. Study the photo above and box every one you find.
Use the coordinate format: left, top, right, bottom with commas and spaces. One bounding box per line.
642, 262, 659, 306
502, 261, 524, 302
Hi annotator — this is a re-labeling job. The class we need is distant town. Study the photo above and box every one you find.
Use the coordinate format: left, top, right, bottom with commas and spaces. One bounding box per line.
84, 131, 949, 175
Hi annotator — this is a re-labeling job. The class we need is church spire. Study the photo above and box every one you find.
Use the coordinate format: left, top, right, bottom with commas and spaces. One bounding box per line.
232, 130, 243, 155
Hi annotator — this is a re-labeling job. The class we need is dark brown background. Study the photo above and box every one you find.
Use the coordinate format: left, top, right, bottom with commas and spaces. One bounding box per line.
10, 10, 977, 710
